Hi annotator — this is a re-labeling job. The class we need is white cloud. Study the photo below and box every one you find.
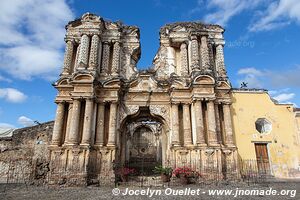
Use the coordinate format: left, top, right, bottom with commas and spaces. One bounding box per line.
0, 88, 27, 103
0, 0, 74, 80
0, 123, 15, 129
268, 66, 300, 88
249, 0, 300, 32
18, 116, 35, 127
237, 66, 300, 89
237, 67, 264, 88
0, 74, 12, 82
238, 67, 263, 76
237, 66, 299, 105
207, 0, 264, 26
273, 93, 295, 102
189, 0, 265, 26
188, 0, 300, 31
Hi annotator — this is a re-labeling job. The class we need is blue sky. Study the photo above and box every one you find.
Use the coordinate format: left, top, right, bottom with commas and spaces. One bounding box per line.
0, 0, 300, 128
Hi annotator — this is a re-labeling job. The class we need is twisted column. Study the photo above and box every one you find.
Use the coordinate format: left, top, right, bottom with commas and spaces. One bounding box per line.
62, 40, 74, 75
81, 98, 94, 145
180, 42, 188, 76
191, 35, 200, 71
215, 43, 226, 77
200, 36, 210, 70
88, 35, 100, 70
183, 104, 193, 146
101, 41, 110, 75
51, 102, 65, 146
111, 41, 120, 76
77, 34, 90, 69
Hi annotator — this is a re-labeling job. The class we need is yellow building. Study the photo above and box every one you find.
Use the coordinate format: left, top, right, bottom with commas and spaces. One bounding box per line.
231, 89, 300, 178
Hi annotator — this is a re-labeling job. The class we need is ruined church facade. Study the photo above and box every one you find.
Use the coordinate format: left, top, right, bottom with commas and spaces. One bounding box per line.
49, 13, 237, 185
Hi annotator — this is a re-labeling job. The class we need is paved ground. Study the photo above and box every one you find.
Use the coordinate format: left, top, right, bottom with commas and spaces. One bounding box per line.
0, 180, 299, 200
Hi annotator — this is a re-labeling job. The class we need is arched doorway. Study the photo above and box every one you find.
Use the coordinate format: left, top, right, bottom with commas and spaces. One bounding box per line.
119, 107, 163, 175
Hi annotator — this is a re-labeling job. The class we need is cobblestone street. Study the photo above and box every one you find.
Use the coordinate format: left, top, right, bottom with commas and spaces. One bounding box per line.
1, 180, 299, 200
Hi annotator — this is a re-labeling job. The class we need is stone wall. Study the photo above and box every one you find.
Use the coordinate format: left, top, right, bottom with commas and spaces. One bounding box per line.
0, 121, 53, 184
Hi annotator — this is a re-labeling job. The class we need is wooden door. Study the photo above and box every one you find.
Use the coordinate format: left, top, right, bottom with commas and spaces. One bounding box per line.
255, 143, 270, 173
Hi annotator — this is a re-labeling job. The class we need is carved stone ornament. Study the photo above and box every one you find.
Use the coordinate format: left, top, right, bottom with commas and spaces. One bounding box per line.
222, 149, 232, 156
149, 105, 168, 120
205, 148, 215, 156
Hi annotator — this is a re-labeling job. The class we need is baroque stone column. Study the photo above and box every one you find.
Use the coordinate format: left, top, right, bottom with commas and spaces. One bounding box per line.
111, 41, 120, 76
77, 34, 90, 69
51, 102, 65, 146
62, 40, 74, 75
207, 101, 218, 146
101, 41, 110, 75
183, 104, 193, 146
68, 99, 81, 145
223, 103, 235, 146
215, 43, 226, 77
171, 103, 180, 146
95, 103, 105, 146
81, 98, 94, 145
107, 102, 117, 146
180, 42, 188, 76
194, 100, 205, 145
191, 35, 200, 71
88, 35, 100, 70
200, 36, 210, 70
64, 103, 73, 144
215, 104, 222, 143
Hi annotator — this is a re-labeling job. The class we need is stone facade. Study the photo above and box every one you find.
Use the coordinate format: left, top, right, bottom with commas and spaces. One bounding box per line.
48, 13, 238, 185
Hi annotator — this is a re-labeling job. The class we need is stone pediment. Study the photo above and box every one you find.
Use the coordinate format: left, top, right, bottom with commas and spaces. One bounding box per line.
193, 75, 215, 85
105, 21, 121, 30
172, 26, 187, 32
67, 13, 103, 29
171, 79, 186, 89
216, 81, 231, 89
73, 74, 94, 82
82, 13, 102, 22
103, 78, 120, 88
54, 77, 69, 86
129, 75, 159, 91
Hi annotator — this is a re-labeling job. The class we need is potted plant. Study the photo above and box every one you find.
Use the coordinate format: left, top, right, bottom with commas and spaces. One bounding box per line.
173, 167, 199, 184
153, 165, 173, 182
116, 167, 136, 182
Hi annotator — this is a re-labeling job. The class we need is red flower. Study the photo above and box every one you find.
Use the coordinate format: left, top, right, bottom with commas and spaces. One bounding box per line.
116, 167, 136, 176
173, 167, 200, 178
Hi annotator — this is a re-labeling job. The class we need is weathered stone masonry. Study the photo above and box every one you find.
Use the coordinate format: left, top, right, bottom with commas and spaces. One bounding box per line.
49, 13, 238, 185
